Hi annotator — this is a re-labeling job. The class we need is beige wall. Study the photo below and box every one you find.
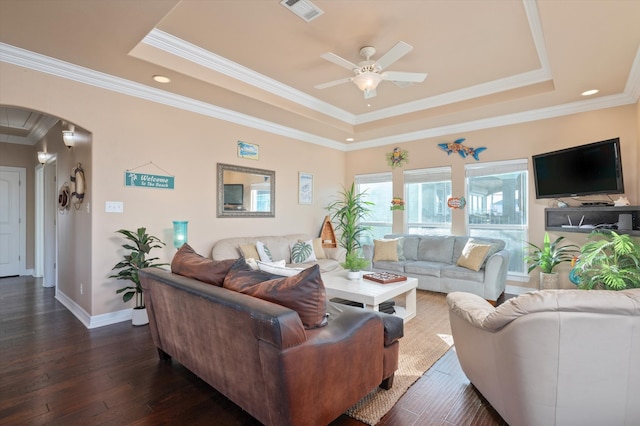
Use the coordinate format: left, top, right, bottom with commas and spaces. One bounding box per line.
0, 62, 345, 316
347, 104, 639, 289
36, 121, 93, 312
1, 60, 638, 317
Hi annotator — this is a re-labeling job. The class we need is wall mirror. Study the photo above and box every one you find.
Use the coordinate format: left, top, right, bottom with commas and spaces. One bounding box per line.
217, 163, 275, 218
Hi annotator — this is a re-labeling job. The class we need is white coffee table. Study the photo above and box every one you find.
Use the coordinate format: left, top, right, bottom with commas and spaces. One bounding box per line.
321, 271, 418, 323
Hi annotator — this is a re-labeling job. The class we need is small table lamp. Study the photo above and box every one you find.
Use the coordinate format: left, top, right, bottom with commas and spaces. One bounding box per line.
172, 221, 188, 249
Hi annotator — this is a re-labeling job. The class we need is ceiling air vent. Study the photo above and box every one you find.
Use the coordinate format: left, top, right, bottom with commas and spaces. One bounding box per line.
280, 0, 324, 22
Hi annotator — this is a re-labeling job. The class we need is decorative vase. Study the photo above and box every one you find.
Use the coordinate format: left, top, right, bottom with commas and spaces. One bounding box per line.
347, 270, 361, 280
132, 307, 149, 326
540, 272, 559, 290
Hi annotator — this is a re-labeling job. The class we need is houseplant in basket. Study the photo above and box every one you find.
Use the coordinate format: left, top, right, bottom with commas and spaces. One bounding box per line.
341, 252, 370, 280
574, 230, 640, 290
525, 232, 579, 289
110, 227, 167, 325
326, 182, 374, 257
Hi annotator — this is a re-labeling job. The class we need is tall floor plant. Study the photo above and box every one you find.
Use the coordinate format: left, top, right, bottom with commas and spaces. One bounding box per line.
326, 182, 374, 257
575, 230, 640, 290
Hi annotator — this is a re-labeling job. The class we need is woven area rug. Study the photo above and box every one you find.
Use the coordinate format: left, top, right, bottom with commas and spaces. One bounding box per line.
345, 290, 453, 425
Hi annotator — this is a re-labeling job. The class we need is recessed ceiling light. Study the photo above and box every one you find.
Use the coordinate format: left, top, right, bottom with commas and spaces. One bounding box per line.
153, 75, 171, 84
346, 137, 355, 142
581, 89, 598, 96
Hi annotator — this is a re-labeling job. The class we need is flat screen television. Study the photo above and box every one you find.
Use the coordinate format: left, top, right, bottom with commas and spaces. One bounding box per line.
223, 184, 244, 205
532, 138, 624, 199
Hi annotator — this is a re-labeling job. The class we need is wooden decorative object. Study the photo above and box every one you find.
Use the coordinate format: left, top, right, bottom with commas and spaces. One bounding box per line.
319, 215, 337, 248
363, 272, 408, 284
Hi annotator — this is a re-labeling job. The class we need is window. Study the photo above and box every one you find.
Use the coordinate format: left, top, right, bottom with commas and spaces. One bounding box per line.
465, 159, 528, 275
251, 183, 270, 212
404, 167, 452, 236
355, 172, 393, 245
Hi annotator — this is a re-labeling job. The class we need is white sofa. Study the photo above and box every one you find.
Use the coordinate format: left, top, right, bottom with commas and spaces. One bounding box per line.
211, 233, 346, 273
363, 234, 509, 303
447, 289, 640, 426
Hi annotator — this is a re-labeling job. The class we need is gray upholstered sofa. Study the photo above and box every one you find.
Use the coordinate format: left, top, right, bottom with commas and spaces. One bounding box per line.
447, 289, 640, 426
363, 234, 509, 303
211, 234, 346, 273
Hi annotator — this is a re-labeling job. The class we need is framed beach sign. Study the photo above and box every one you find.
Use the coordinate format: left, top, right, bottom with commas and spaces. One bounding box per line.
298, 172, 313, 205
237, 141, 259, 160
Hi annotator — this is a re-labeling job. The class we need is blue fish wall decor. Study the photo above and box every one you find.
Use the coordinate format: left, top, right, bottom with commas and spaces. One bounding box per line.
438, 138, 486, 161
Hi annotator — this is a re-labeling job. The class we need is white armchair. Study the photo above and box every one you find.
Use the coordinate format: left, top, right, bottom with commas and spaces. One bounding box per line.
447, 289, 640, 426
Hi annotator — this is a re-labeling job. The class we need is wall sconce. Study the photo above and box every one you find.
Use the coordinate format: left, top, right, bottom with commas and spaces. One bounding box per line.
37, 151, 50, 164
172, 221, 188, 249
62, 124, 75, 148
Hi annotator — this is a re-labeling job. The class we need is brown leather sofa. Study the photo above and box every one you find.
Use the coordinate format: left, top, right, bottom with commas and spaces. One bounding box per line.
139, 266, 402, 426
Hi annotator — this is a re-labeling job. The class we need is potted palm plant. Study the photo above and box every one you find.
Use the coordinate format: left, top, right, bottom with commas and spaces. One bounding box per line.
326, 182, 374, 257
341, 252, 370, 280
574, 230, 640, 290
110, 227, 167, 326
525, 232, 579, 289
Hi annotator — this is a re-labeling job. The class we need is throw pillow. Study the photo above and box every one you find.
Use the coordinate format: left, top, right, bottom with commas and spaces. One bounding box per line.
171, 244, 236, 286
312, 237, 327, 259
373, 239, 399, 262
245, 257, 259, 270
457, 240, 492, 271
396, 237, 405, 261
224, 259, 327, 329
256, 241, 273, 262
290, 240, 317, 264
257, 261, 304, 276
239, 243, 260, 260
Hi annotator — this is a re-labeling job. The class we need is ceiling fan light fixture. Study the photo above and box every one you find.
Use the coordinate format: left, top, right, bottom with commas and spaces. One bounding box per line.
353, 72, 382, 92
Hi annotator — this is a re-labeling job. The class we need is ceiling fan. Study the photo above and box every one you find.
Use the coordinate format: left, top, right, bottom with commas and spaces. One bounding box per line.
314, 41, 427, 99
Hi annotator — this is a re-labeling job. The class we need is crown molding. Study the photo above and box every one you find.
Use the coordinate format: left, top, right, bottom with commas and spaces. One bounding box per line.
141, 29, 356, 124
1, 38, 638, 153
142, 0, 554, 127
0, 42, 345, 150
624, 46, 640, 101
355, 68, 552, 124
347, 92, 636, 151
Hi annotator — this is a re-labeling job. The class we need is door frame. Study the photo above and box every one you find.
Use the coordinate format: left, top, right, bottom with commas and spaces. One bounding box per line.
35, 159, 58, 287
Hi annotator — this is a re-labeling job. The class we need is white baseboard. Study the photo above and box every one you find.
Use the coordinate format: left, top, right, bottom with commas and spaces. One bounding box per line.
55, 289, 132, 329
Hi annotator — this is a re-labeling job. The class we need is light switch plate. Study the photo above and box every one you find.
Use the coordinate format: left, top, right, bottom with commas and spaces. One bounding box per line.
105, 201, 124, 213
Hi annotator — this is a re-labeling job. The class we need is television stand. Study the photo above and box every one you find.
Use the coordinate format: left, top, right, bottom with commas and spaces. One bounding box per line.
545, 206, 639, 236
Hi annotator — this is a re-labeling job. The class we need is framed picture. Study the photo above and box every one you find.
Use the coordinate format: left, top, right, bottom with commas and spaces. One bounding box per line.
298, 172, 313, 205
237, 141, 259, 160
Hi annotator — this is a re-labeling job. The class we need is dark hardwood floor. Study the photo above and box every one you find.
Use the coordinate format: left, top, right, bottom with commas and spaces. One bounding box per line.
0, 276, 507, 426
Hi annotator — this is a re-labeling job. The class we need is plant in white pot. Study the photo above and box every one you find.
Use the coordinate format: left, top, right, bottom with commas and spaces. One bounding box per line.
525, 232, 579, 289
341, 252, 370, 280
326, 182, 374, 257
110, 227, 167, 326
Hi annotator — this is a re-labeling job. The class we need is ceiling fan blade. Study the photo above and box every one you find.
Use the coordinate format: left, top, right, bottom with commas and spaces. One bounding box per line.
375, 41, 413, 70
320, 52, 359, 71
364, 88, 377, 99
314, 77, 353, 90
381, 71, 427, 83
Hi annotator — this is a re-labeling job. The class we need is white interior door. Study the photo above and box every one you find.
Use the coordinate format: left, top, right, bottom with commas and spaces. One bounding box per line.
0, 167, 25, 277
